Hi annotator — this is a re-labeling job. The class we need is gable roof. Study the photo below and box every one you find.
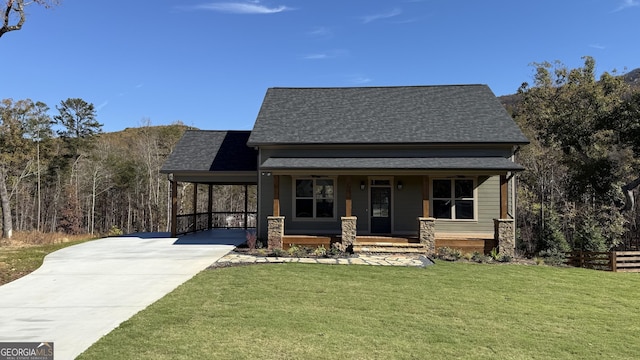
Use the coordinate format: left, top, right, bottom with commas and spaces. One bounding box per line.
247, 85, 529, 146
160, 130, 257, 173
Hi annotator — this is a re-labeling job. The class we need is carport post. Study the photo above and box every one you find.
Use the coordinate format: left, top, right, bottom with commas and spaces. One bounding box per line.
244, 184, 249, 230
208, 184, 213, 230
170, 177, 177, 237
192, 183, 198, 232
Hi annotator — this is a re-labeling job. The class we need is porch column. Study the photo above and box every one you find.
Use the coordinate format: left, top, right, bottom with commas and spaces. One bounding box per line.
267, 216, 284, 250
422, 176, 430, 217
341, 216, 357, 252
500, 174, 508, 219
273, 175, 280, 216
170, 178, 177, 237
345, 176, 352, 217
494, 219, 515, 258
418, 217, 436, 255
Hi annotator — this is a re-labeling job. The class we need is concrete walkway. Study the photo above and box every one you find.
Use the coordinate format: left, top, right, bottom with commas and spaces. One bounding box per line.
0, 229, 246, 360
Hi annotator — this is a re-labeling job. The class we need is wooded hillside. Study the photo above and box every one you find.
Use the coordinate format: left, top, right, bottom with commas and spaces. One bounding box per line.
0, 104, 191, 238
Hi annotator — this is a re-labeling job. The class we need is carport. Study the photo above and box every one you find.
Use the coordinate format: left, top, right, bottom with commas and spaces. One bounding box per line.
160, 130, 258, 236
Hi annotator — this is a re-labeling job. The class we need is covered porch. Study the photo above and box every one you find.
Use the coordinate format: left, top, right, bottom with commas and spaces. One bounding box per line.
260, 157, 521, 256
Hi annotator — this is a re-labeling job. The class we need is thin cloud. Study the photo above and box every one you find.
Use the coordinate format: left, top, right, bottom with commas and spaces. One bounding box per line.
97, 100, 109, 111
348, 75, 372, 85
361, 8, 402, 23
589, 43, 605, 50
308, 26, 332, 37
304, 53, 329, 60
613, 0, 639, 12
191, 2, 292, 14
302, 49, 348, 60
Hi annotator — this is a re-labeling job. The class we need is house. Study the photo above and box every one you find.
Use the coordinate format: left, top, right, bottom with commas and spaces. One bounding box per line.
161, 85, 528, 256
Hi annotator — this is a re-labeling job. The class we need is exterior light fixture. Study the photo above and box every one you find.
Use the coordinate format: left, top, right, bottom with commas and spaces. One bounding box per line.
397, 181, 403, 190
360, 181, 366, 191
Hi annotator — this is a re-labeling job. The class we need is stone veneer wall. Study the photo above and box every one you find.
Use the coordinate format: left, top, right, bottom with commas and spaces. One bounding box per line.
494, 219, 515, 258
267, 216, 285, 250
418, 217, 436, 255
340, 216, 357, 252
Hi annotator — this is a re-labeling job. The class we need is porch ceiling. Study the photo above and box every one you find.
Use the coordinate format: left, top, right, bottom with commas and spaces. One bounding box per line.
260, 157, 524, 172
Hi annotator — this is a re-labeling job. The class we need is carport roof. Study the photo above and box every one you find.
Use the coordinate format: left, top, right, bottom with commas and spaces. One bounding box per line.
161, 130, 258, 178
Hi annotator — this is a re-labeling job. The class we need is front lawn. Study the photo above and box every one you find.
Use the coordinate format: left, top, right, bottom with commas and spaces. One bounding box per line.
78, 261, 640, 359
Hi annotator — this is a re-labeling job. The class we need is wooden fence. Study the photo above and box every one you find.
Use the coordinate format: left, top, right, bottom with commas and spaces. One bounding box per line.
566, 251, 640, 272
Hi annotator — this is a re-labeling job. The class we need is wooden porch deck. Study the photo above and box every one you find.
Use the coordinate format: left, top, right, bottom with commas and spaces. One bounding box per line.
281, 233, 496, 254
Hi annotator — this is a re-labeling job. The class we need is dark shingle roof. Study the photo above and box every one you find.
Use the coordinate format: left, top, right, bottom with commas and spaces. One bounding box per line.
161, 130, 257, 173
247, 85, 529, 146
260, 157, 524, 171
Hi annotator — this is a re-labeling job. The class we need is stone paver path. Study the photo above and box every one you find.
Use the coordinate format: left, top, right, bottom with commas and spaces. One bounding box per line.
215, 253, 434, 267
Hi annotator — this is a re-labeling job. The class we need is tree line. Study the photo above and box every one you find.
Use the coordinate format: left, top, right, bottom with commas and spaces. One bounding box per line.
513, 56, 640, 256
0, 97, 190, 238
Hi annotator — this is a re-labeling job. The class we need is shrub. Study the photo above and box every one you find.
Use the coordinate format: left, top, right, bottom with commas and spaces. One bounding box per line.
538, 249, 567, 266
270, 248, 286, 257
313, 245, 327, 257
108, 226, 123, 237
245, 230, 257, 250
471, 252, 492, 264
437, 247, 462, 261
489, 247, 513, 263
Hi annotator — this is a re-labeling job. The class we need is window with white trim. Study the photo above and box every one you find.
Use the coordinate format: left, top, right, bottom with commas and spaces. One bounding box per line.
294, 178, 335, 219
432, 178, 475, 220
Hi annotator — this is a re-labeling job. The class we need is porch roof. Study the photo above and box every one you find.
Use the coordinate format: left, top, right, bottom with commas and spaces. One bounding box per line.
260, 157, 524, 172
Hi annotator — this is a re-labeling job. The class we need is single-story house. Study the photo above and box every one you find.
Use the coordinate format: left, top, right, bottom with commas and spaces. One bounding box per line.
161, 85, 529, 256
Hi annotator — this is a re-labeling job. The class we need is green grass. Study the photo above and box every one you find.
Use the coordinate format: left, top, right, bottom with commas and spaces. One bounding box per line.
78, 261, 640, 359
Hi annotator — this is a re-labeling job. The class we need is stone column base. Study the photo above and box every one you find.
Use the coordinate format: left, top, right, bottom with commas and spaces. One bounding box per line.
418, 217, 436, 255
340, 216, 357, 253
494, 218, 515, 258
267, 216, 285, 250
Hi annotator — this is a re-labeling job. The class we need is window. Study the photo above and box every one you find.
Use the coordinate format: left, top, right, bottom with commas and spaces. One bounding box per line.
294, 178, 335, 219
432, 178, 475, 220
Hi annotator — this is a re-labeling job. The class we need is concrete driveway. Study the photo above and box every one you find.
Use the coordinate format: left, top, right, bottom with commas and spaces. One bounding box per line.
0, 229, 245, 360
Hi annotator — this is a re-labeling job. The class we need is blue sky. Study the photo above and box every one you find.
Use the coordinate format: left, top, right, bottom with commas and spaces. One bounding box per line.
2, 0, 639, 132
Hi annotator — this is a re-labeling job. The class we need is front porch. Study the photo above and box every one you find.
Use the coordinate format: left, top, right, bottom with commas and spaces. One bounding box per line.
264, 173, 516, 256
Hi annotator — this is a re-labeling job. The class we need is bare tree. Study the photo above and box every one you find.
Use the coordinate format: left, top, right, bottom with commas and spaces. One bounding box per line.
1, 0, 60, 38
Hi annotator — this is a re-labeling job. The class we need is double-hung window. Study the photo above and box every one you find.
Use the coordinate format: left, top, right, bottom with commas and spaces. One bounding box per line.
294, 178, 335, 219
432, 178, 475, 220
